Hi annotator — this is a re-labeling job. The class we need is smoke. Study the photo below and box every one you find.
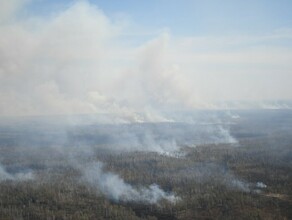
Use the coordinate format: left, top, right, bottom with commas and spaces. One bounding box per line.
0, 119, 181, 203
0, 113, 243, 205
0, 0, 291, 119
229, 179, 250, 192
0, 0, 30, 23
256, 182, 267, 189
0, 163, 34, 181
0, 0, 241, 205
0, 0, 207, 119
0, 1, 119, 117
0, 166, 13, 181
177, 162, 250, 192
217, 125, 238, 144
0, 112, 238, 202
82, 162, 178, 204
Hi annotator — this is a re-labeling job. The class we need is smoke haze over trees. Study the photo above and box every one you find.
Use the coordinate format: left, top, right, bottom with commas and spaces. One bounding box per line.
0, 1, 291, 219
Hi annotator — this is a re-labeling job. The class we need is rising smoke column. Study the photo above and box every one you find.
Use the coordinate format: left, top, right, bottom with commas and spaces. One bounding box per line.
0, 0, 207, 119
82, 162, 179, 204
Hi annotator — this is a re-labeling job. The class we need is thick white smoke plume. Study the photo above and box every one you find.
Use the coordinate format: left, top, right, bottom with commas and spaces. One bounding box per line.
1, 1, 292, 117
83, 162, 178, 204
0, 0, 242, 204
0, 0, 208, 120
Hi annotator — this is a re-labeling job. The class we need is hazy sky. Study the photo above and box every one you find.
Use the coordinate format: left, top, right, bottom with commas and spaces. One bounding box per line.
28, 0, 292, 34
0, 0, 292, 117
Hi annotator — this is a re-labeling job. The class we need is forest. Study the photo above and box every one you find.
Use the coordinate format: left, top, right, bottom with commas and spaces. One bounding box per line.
0, 110, 291, 220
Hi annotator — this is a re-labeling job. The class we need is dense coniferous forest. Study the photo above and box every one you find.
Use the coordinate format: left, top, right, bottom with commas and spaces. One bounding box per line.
0, 110, 291, 220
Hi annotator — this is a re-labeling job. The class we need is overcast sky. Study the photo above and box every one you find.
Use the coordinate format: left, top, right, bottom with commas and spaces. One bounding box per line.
0, 0, 292, 117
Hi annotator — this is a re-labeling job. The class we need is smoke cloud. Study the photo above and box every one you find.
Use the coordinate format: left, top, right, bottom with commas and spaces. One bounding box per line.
0, 0, 198, 119
0, 163, 34, 181
83, 162, 178, 204
0, 0, 291, 120
0, 0, 253, 205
